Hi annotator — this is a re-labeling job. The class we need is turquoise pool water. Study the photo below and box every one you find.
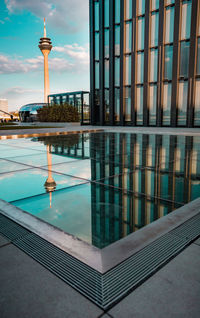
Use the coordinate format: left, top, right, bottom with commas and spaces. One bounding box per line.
0, 132, 200, 248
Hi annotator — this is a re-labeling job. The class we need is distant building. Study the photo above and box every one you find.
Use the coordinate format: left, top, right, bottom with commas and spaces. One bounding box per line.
90, 0, 200, 127
0, 99, 8, 117
48, 91, 90, 124
19, 103, 47, 122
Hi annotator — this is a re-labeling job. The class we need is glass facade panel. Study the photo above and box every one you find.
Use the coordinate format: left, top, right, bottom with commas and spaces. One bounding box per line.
181, 1, 192, 40
125, 0, 132, 20
165, 6, 174, 43
104, 60, 109, 88
151, 0, 159, 11
95, 32, 99, 60
197, 38, 200, 75
125, 21, 132, 53
150, 12, 159, 47
94, 1, 99, 31
149, 85, 157, 125
137, 0, 145, 16
178, 81, 188, 126
165, 0, 175, 5
194, 80, 200, 126
115, 0, 120, 24
115, 25, 120, 55
115, 57, 120, 86
136, 86, 143, 125
105, 89, 109, 122
180, 41, 190, 78
163, 83, 171, 126
124, 87, 131, 121
95, 62, 99, 89
137, 52, 144, 83
115, 88, 120, 121
150, 49, 158, 82
125, 55, 131, 85
164, 45, 173, 80
104, 29, 109, 58
104, 0, 109, 28
137, 17, 145, 50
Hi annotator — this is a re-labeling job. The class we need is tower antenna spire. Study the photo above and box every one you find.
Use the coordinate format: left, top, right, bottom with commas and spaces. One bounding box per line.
44, 18, 47, 37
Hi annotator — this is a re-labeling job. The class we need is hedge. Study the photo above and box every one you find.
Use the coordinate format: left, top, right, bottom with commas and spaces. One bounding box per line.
37, 103, 80, 122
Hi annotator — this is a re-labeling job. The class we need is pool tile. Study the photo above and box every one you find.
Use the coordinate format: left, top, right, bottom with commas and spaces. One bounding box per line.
0, 159, 32, 174
0, 168, 87, 202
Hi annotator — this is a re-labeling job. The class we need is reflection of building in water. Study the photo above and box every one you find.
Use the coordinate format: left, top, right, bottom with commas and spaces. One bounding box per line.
44, 144, 56, 208
89, 133, 200, 248
37, 134, 90, 159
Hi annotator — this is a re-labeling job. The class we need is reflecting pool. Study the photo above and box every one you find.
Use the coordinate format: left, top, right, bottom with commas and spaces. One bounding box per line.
0, 132, 200, 248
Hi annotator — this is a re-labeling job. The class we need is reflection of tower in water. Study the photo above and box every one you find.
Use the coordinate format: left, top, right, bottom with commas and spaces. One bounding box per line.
44, 144, 56, 208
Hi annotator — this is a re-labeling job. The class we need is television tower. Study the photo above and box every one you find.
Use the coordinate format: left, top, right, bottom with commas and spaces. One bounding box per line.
39, 18, 52, 103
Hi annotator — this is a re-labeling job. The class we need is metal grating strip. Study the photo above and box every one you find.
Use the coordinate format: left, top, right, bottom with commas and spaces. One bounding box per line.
0, 213, 30, 241
0, 212, 200, 310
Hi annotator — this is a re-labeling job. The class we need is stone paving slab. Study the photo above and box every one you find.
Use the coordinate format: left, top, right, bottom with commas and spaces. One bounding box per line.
194, 237, 200, 246
0, 235, 10, 247
0, 244, 103, 318
109, 243, 200, 318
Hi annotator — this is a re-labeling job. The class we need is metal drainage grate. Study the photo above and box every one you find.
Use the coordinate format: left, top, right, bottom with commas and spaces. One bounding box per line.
0, 212, 200, 310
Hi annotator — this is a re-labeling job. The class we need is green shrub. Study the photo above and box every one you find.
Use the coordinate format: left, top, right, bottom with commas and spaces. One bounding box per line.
37, 103, 80, 122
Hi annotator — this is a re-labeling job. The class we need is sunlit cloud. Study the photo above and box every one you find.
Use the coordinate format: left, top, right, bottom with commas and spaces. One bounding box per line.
5, 0, 89, 33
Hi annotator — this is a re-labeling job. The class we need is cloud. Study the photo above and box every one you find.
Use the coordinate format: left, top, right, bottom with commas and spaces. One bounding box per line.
0, 42, 89, 74
5, 0, 89, 33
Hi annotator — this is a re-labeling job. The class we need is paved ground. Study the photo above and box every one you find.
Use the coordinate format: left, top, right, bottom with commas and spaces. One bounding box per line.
0, 122, 200, 136
0, 234, 199, 318
0, 124, 200, 317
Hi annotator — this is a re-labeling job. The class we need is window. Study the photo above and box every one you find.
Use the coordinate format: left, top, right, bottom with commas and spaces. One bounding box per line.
165, 6, 174, 44
94, 1, 99, 31
125, 0, 132, 20
125, 55, 131, 85
104, 29, 109, 58
115, 88, 120, 121
180, 41, 190, 78
95, 62, 99, 89
104, 0, 109, 27
136, 86, 143, 125
180, 0, 192, 40
165, 0, 175, 5
137, 17, 145, 50
177, 81, 188, 126
137, 0, 145, 16
197, 38, 200, 75
149, 84, 157, 125
164, 45, 173, 80
125, 21, 132, 53
124, 87, 131, 121
104, 60, 109, 88
150, 49, 158, 82
115, 0, 120, 24
115, 57, 120, 86
151, 0, 159, 11
115, 25, 120, 55
105, 89, 109, 122
137, 52, 144, 83
150, 12, 159, 47
194, 80, 200, 126
95, 32, 99, 60
163, 83, 171, 126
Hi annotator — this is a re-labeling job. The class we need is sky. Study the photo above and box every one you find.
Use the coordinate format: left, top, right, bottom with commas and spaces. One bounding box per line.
0, 0, 90, 111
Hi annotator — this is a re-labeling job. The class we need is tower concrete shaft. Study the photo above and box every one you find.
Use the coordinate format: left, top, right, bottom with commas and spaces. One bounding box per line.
39, 19, 52, 104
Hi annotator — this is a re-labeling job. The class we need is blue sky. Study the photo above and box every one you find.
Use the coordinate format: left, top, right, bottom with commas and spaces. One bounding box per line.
0, 0, 90, 111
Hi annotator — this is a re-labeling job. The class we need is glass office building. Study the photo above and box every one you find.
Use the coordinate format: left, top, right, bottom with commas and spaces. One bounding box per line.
90, 0, 200, 127
48, 91, 90, 124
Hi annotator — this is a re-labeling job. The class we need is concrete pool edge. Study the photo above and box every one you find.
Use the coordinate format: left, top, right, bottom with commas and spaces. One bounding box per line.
0, 197, 200, 273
